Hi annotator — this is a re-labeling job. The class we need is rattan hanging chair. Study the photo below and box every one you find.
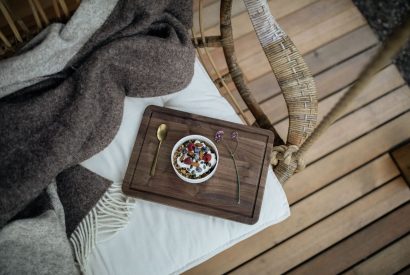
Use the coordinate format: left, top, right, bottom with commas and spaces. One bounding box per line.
1, 0, 409, 184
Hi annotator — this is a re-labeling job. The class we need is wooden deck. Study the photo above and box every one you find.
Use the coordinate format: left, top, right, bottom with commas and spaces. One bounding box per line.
187, 0, 410, 274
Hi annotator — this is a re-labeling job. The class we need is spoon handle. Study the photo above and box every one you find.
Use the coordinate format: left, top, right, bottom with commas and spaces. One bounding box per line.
150, 140, 162, 176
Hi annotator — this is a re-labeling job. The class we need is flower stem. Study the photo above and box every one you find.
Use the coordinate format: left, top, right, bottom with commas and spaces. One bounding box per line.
231, 153, 240, 204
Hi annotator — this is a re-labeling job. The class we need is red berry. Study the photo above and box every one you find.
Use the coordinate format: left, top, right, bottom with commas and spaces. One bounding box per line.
187, 143, 195, 152
203, 153, 211, 162
184, 158, 192, 165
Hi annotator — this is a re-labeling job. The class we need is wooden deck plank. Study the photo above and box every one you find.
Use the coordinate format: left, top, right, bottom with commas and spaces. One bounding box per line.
192, 0, 217, 12
231, 178, 410, 274
303, 26, 378, 75
314, 47, 378, 99
217, 0, 354, 68
285, 112, 410, 205
188, 0, 410, 274
288, 202, 410, 275
271, 84, 410, 164
202, 0, 319, 40
192, 0, 246, 35
293, 5, 367, 54
205, 0, 368, 121
303, 85, 410, 163
239, 5, 366, 81
250, 46, 379, 125
397, 265, 410, 275
222, 26, 379, 115
211, 0, 363, 73
312, 65, 404, 123
274, 65, 405, 142
343, 234, 410, 275
195, 0, 320, 78
184, 154, 399, 274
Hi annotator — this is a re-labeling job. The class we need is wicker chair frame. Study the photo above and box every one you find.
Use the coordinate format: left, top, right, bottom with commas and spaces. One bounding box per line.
192, 0, 318, 183
1, 0, 409, 184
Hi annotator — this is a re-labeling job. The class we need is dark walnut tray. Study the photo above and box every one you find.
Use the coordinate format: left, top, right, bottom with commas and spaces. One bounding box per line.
122, 106, 274, 224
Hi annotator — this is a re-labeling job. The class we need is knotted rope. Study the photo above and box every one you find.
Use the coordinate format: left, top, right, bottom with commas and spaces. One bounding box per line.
271, 145, 305, 172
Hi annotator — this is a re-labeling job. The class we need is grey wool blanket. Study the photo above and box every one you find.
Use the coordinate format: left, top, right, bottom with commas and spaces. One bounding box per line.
0, 0, 119, 98
0, 181, 78, 275
0, 0, 194, 229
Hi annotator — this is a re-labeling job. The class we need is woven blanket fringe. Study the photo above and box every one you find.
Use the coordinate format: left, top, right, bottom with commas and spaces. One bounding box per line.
69, 181, 137, 274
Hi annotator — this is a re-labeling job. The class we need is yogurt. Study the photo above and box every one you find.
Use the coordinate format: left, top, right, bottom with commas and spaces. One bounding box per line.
173, 139, 217, 179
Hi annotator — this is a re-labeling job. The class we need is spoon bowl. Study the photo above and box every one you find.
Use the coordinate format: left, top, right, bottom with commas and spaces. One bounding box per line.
157, 124, 168, 142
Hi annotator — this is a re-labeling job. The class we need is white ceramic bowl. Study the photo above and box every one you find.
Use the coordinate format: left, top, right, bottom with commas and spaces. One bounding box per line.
171, 135, 219, 184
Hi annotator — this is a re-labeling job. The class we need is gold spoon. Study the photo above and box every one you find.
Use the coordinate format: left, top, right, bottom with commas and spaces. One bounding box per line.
150, 124, 168, 176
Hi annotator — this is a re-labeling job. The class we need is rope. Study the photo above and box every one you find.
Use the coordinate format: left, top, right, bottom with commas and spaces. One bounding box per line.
271, 145, 305, 172
294, 17, 410, 162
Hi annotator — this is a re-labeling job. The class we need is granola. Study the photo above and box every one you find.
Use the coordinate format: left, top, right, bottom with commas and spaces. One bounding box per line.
173, 139, 217, 180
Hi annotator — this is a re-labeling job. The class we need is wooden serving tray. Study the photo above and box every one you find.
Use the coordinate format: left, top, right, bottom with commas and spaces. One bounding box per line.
122, 106, 274, 224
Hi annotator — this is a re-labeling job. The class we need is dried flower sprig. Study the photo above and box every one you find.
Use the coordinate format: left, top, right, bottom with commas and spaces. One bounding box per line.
215, 130, 224, 142
215, 130, 241, 204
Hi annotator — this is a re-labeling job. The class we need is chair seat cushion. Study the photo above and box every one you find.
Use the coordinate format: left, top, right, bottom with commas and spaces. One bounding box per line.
81, 59, 290, 275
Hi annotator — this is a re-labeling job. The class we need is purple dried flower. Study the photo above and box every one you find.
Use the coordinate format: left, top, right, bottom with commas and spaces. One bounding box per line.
214, 130, 224, 143
231, 131, 238, 140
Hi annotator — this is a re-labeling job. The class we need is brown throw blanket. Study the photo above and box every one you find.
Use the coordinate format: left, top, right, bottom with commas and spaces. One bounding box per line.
0, 0, 194, 231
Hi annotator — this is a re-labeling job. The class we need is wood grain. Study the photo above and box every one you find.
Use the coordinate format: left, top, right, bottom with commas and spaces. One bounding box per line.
211, 0, 359, 72
275, 64, 405, 142
342, 233, 410, 275
201, 0, 318, 40
193, 0, 245, 36
250, 46, 379, 125
123, 106, 274, 224
196, 0, 320, 80
183, 154, 399, 274
303, 26, 378, 75
302, 85, 410, 163
231, 178, 410, 274
238, 4, 366, 82
285, 112, 410, 205
185, 54, 406, 275
397, 265, 410, 275
288, 202, 410, 275
188, 1, 408, 273
223, 26, 379, 115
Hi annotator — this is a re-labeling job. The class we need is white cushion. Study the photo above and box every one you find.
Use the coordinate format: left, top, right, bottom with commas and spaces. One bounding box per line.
81, 59, 290, 275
